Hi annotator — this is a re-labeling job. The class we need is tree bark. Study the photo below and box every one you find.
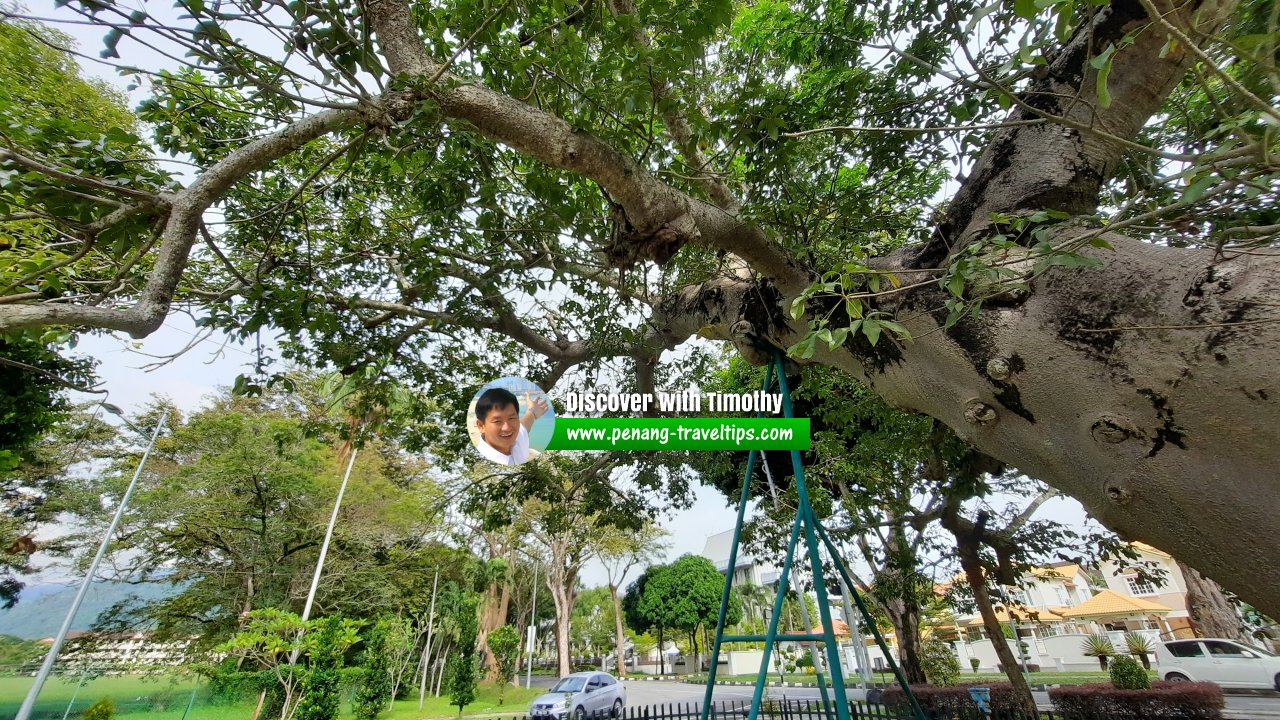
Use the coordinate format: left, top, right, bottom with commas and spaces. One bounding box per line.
1179, 560, 1249, 641
881, 595, 926, 685
610, 583, 627, 677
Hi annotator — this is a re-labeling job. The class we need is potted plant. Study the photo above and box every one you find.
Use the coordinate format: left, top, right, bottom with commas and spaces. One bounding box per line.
1124, 632, 1154, 670
969, 657, 981, 673
1081, 633, 1115, 671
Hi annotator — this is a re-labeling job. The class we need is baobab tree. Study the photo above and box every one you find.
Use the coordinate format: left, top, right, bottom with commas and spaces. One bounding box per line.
1, 0, 1277, 615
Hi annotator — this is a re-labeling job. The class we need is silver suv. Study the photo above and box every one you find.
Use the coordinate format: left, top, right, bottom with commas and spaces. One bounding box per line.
529, 672, 627, 720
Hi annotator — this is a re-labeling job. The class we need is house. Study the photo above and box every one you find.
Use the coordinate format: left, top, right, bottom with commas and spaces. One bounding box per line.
1096, 541, 1195, 638
701, 529, 781, 588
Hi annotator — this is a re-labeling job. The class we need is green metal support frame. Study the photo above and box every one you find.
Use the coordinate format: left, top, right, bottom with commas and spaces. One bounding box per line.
699, 352, 926, 720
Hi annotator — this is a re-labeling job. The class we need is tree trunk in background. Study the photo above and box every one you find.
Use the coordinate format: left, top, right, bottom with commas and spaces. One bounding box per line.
953, 533, 1036, 713
1179, 560, 1249, 641
610, 584, 627, 677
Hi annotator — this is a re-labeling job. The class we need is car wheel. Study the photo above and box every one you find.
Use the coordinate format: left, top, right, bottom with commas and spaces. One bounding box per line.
1165, 672, 1190, 683
1274, 673, 1279, 692
612, 700, 623, 719
574, 706, 586, 720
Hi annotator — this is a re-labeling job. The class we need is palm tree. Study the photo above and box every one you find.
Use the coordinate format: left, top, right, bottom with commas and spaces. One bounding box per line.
1125, 631, 1154, 670
1081, 633, 1115, 671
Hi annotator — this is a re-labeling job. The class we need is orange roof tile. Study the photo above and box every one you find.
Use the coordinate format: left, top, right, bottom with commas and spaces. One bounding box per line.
960, 605, 1065, 626
1061, 589, 1171, 618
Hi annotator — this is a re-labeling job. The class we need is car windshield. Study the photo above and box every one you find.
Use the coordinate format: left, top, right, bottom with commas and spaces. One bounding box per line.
551, 677, 586, 693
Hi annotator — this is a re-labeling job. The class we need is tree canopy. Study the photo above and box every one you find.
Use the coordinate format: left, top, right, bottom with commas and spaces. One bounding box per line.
2, 0, 1278, 615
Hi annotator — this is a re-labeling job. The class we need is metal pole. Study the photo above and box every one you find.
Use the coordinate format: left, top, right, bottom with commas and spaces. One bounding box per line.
59, 667, 91, 720
17, 411, 168, 720
419, 569, 440, 710
179, 682, 200, 720
301, 446, 359, 622
286, 445, 359, 670
527, 561, 540, 689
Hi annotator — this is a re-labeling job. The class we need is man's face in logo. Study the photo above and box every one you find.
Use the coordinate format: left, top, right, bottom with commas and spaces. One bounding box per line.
476, 402, 520, 454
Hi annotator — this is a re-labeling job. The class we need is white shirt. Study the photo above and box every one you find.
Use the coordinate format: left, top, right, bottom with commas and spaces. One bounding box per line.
477, 425, 530, 465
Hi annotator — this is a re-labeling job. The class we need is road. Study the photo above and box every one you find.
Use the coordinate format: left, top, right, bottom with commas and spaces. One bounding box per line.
613, 679, 1280, 718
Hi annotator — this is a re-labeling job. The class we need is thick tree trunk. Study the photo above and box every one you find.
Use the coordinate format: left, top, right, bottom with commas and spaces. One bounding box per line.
1179, 560, 1249, 641
953, 536, 1036, 713
550, 580, 575, 677
881, 597, 926, 685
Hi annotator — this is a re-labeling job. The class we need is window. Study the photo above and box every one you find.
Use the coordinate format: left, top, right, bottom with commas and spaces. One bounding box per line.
1203, 640, 1250, 657
1125, 576, 1157, 596
1166, 641, 1205, 658
1055, 588, 1070, 606
598, 675, 615, 686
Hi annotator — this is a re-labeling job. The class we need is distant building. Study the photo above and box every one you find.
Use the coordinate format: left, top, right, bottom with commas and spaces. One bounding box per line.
39, 631, 192, 669
1096, 541, 1195, 637
701, 529, 781, 588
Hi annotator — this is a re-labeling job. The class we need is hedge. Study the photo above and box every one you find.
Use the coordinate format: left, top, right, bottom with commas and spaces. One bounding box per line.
1048, 681, 1224, 719
879, 682, 1026, 715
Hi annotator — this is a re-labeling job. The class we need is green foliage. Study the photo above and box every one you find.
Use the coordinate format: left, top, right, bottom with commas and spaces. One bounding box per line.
625, 555, 741, 643
58, 382, 446, 648
969, 657, 981, 672
1108, 654, 1151, 690
353, 619, 395, 720
487, 625, 521, 703
447, 593, 480, 714
295, 615, 358, 720
80, 697, 114, 720
921, 637, 962, 687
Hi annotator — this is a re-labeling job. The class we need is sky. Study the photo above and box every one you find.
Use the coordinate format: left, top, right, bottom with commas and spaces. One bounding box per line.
33, 3, 1090, 595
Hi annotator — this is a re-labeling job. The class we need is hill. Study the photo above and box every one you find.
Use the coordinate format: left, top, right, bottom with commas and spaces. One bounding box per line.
0, 581, 176, 639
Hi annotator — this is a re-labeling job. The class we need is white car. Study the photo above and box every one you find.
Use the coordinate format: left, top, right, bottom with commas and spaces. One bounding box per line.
1154, 638, 1280, 690
529, 672, 627, 720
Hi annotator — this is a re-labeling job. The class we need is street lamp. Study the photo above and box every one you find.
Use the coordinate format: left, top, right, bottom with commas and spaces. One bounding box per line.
762, 608, 784, 683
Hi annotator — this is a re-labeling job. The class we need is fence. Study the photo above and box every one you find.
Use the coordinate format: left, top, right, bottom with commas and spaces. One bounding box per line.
516, 696, 1221, 720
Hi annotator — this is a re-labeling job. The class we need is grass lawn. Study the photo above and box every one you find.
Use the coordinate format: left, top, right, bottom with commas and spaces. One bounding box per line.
0, 675, 541, 720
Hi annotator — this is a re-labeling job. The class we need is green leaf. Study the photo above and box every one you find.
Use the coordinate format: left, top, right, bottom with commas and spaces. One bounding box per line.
947, 273, 965, 297
1182, 174, 1215, 204
862, 317, 882, 346
966, 1, 1001, 33
1095, 53, 1113, 107
1014, 0, 1037, 20
790, 296, 807, 320
1088, 236, 1114, 250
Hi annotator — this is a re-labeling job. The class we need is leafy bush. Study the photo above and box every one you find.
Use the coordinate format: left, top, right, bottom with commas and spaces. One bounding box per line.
1049, 681, 1223, 719
296, 616, 357, 720
996, 662, 1041, 673
81, 698, 114, 720
968, 657, 980, 672
1109, 654, 1150, 690
880, 682, 1024, 714
920, 638, 961, 687
354, 619, 394, 720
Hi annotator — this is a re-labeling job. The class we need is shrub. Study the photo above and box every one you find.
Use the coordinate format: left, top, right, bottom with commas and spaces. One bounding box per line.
880, 682, 1024, 714
968, 657, 980, 672
1109, 654, 1150, 690
1049, 681, 1223, 719
996, 662, 1041, 673
81, 698, 114, 720
920, 638, 961, 687
354, 620, 394, 720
